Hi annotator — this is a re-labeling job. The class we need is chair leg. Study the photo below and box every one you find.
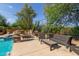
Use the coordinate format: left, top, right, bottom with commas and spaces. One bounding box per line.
40, 39, 43, 44
50, 45, 52, 51
69, 47, 72, 52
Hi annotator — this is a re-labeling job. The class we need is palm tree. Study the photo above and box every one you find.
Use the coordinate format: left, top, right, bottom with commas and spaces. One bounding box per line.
16, 4, 36, 30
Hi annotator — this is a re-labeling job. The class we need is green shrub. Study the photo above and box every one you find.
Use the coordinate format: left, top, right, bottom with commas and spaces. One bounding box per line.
71, 26, 79, 36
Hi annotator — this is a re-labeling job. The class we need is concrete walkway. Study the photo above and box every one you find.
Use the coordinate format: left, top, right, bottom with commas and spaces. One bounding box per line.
11, 39, 77, 56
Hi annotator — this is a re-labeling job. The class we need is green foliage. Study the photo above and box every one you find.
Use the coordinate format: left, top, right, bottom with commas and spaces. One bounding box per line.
44, 4, 72, 25
14, 4, 36, 30
60, 27, 72, 35
44, 4, 72, 33
44, 3, 79, 34
41, 24, 64, 34
0, 26, 5, 30
41, 25, 48, 33
71, 27, 79, 36
0, 14, 8, 27
32, 21, 42, 32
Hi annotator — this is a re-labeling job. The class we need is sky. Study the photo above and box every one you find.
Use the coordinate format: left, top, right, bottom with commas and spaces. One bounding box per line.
0, 3, 46, 24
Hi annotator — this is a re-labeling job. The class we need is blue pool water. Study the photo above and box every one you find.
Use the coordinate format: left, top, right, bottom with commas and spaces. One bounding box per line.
0, 36, 13, 56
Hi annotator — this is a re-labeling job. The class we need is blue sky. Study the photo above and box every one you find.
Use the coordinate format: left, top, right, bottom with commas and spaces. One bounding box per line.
0, 3, 46, 24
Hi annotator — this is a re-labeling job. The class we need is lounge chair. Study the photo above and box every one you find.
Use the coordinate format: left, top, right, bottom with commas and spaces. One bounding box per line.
50, 34, 73, 48
38, 33, 46, 42
12, 34, 21, 42
47, 33, 54, 39
20, 33, 34, 41
40, 34, 73, 51
70, 45, 79, 55
33, 31, 39, 37
39, 33, 57, 51
69, 35, 79, 55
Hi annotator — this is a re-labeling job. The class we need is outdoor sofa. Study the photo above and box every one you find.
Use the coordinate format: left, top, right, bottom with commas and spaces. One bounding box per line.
39, 33, 73, 51
39, 33, 79, 55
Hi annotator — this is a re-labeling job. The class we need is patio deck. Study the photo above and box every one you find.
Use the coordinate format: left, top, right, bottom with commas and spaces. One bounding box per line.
11, 39, 78, 56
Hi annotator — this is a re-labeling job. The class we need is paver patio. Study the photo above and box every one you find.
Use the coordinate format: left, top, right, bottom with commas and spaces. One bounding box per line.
11, 39, 77, 56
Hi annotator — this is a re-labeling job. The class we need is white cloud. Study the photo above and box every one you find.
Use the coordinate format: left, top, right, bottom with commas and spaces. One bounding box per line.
7, 18, 17, 24
8, 5, 13, 9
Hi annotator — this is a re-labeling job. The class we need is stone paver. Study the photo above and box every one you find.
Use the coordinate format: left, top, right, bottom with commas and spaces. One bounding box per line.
11, 40, 77, 56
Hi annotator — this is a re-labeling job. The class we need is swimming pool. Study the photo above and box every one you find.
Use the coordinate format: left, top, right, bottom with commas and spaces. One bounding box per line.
0, 35, 13, 56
